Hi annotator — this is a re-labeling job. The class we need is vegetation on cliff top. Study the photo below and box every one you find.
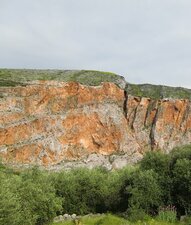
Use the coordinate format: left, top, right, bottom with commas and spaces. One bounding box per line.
0, 69, 123, 87
126, 83, 191, 100
1, 68, 191, 100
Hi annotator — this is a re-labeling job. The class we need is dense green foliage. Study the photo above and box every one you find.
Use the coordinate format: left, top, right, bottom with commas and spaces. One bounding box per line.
140, 146, 191, 216
54, 167, 108, 215
0, 166, 61, 225
126, 170, 162, 220
0, 145, 191, 225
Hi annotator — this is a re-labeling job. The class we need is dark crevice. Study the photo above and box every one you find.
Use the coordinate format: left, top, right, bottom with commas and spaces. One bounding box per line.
123, 90, 128, 119
150, 103, 160, 150
144, 100, 151, 127
130, 99, 141, 130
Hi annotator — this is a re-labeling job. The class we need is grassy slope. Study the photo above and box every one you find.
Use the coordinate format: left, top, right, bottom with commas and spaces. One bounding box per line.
126, 83, 191, 100
52, 214, 185, 225
0, 69, 122, 87
1, 69, 191, 100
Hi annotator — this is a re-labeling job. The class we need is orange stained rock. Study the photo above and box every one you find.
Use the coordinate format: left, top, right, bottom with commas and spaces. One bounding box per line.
1, 81, 191, 167
59, 112, 122, 158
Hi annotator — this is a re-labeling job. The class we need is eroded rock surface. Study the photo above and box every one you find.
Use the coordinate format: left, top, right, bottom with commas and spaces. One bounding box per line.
0, 80, 191, 169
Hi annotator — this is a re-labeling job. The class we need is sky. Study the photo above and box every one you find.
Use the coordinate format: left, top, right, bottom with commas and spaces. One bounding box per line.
1, 0, 191, 87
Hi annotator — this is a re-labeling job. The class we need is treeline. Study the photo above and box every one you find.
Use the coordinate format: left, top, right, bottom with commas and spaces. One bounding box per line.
0, 145, 191, 225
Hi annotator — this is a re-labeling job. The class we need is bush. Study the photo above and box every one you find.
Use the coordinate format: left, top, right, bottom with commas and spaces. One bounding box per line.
53, 166, 137, 215
140, 147, 191, 217
18, 168, 62, 225
169, 145, 191, 163
103, 166, 135, 212
126, 170, 162, 217
172, 159, 191, 215
54, 167, 108, 215
140, 151, 169, 174
140, 151, 172, 205
0, 167, 62, 225
0, 172, 22, 225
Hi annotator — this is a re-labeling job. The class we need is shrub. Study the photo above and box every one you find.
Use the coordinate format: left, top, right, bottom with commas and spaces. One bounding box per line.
0, 172, 22, 225
54, 167, 108, 215
140, 151, 172, 205
18, 168, 62, 225
126, 170, 162, 217
169, 145, 191, 169
140, 151, 169, 175
0, 167, 62, 225
104, 166, 135, 212
172, 159, 191, 216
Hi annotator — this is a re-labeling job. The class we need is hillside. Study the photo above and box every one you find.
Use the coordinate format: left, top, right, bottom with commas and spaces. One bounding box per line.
127, 83, 191, 100
1, 69, 191, 99
0, 69, 126, 88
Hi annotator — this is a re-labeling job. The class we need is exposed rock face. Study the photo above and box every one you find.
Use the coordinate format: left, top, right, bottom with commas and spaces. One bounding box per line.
0, 80, 191, 169
126, 96, 191, 152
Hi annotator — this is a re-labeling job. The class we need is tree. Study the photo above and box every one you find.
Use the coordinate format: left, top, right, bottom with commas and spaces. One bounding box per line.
18, 167, 62, 225
126, 170, 162, 217
172, 159, 191, 216
54, 167, 108, 214
140, 151, 172, 204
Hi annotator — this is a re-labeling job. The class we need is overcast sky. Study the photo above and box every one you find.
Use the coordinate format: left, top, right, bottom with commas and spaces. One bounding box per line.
1, 0, 191, 87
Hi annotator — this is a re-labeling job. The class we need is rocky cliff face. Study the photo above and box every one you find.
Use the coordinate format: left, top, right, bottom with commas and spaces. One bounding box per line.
0, 79, 191, 170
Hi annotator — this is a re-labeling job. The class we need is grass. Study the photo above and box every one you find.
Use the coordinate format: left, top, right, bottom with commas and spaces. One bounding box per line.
126, 83, 191, 100
52, 214, 187, 225
156, 206, 177, 223
0, 69, 122, 87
